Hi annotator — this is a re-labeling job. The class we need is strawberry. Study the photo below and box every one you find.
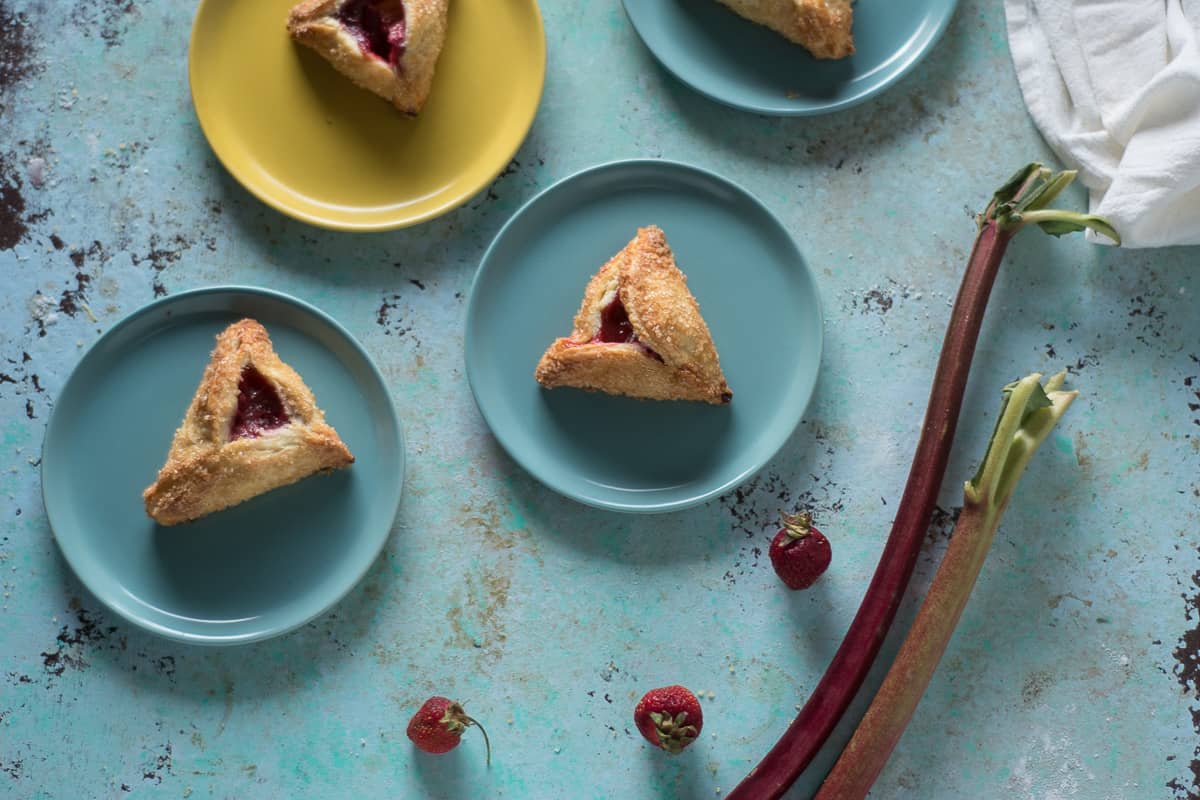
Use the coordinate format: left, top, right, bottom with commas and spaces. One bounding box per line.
406, 697, 491, 764
768, 511, 831, 590
634, 685, 703, 754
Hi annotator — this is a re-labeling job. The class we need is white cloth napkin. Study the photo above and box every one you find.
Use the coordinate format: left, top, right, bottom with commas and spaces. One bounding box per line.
1005, 0, 1200, 247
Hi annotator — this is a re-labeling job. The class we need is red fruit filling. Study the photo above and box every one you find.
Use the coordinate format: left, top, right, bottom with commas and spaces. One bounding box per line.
336, 0, 407, 67
574, 295, 663, 361
230, 366, 289, 440
595, 295, 635, 343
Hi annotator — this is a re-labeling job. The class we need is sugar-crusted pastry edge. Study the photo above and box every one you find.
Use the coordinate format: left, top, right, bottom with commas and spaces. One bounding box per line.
715, 0, 854, 60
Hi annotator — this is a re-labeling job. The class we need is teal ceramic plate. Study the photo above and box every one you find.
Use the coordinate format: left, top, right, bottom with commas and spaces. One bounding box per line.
41, 287, 404, 644
465, 159, 822, 512
622, 0, 958, 115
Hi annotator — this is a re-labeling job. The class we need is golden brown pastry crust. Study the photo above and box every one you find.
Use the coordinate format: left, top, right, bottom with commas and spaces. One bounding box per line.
143, 319, 354, 526
287, 0, 449, 115
716, 0, 854, 60
534, 226, 732, 405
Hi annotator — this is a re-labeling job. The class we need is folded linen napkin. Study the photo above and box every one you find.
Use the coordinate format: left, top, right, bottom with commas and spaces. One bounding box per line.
1005, 0, 1200, 247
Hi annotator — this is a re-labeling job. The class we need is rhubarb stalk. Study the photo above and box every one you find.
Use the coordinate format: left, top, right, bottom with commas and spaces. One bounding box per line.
727, 164, 1116, 800
815, 372, 1077, 799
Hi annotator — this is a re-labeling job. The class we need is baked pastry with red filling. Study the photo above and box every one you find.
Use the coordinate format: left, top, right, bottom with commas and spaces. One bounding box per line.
287, 0, 449, 114
143, 319, 354, 526
534, 226, 732, 405
716, 0, 854, 60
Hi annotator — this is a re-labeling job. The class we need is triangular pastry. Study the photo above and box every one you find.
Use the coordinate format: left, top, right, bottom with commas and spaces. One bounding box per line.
716, 0, 854, 60
534, 226, 733, 406
143, 319, 354, 526
287, 0, 449, 115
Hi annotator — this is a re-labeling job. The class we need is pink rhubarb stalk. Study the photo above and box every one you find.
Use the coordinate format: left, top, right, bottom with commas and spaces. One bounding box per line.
816, 372, 1077, 798
727, 164, 1116, 800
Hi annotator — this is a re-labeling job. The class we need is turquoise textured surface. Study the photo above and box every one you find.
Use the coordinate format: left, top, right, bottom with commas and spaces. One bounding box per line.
41, 287, 404, 644
466, 159, 822, 512
1, 1, 1199, 799
623, 0, 958, 115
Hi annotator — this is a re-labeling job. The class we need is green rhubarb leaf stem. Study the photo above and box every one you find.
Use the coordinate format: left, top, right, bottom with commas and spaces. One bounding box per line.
982, 166, 1120, 244
814, 373, 1077, 800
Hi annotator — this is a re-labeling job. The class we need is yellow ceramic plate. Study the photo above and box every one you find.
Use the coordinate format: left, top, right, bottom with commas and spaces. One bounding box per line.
189, 0, 546, 230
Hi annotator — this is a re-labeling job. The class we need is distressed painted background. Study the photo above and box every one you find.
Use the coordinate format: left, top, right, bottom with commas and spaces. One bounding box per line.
1, 1, 1198, 798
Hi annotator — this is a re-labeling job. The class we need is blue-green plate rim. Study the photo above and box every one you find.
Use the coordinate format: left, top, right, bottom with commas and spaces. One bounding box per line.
40, 285, 406, 645
464, 157, 824, 513
621, 0, 959, 116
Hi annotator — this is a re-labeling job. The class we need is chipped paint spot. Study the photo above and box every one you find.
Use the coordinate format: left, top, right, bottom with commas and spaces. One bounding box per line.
862, 287, 894, 313
27, 292, 57, 336
141, 741, 172, 784
1169, 559, 1200, 799
34, 600, 166, 682
924, 504, 962, 548
57, 270, 92, 318
0, 348, 47, 423
1020, 670, 1053, 705
376, 293, 413, 336
0, 5, 39, 95
1, 757, 22, 781
1187, 355, 1199, 429
1127, 293, 1169, 345
40, 601, 119, 676
25, 156, 45, 188
0, 155, 28, 250
131, 232, 192, 297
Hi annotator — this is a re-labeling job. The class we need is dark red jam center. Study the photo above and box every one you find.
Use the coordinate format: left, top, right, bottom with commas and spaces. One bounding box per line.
579, 295, 664, 361
336, 0, 407, 67
594, 296, 636, 344
230, 367, 289, 441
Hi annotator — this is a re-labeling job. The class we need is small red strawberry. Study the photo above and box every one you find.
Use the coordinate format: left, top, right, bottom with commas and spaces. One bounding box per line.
406, 697, 491, 765
769, 511, 831, 590
634, 685, 703, 754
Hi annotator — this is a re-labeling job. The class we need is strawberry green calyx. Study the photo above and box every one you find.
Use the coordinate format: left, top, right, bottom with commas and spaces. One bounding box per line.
441, 702, 492, 765
650, 710, 699, 754
439, 702, 471, 734
781, 512, 813, 542
635, 685, 704, 753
